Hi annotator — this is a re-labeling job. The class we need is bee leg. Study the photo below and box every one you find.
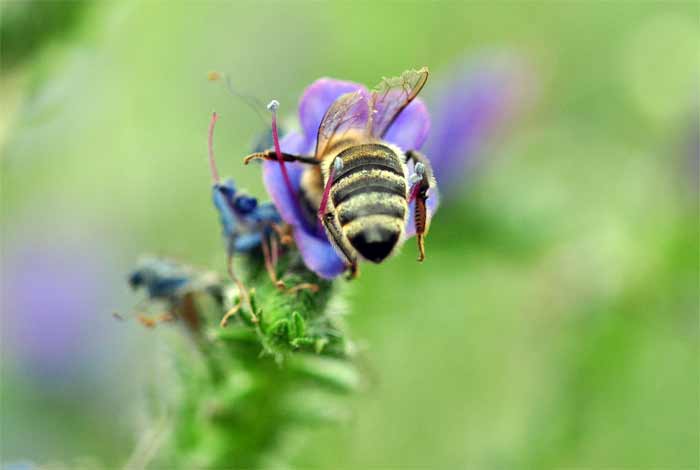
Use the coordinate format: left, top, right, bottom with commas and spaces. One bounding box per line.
318, 157, 359, 276
243, 150, 319, 165
406, 150, 435, 262
321, 213, 358, 278
346, 260, 360, 279
317, 157, 343, 221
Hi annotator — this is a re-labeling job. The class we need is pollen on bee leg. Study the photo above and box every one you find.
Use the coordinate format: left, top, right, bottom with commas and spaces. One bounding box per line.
409, 162, 425, 186
416, 234, 426, 262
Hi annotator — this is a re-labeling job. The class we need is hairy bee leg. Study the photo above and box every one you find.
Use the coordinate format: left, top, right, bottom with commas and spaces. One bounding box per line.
406, 150, 435, 262
317, 157, 359, 276
243, 150, 319, 165
321, 213, 358, 277
347, 260, 359, 279
318, 157, 343, 221
415, 197, 427, 262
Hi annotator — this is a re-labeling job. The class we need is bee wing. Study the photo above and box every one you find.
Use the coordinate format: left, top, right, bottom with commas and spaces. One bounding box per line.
315, 90, 370, 158
368, 67, 429, 140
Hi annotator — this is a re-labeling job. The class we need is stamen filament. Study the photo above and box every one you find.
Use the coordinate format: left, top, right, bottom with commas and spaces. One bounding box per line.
208, 112, 221, 184
267, 100, 298, 208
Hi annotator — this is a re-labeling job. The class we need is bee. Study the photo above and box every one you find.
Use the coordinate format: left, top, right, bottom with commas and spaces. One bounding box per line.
245, 68, 436, 276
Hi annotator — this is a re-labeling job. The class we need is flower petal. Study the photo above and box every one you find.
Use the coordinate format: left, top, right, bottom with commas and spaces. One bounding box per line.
383, 98, 431, 151
262, 130, 346, 278
233, 233, 263, 252
262, 131, 309, 228
298, 78, 367, 143
424, 55, 534, 193
293, 225, 347, 279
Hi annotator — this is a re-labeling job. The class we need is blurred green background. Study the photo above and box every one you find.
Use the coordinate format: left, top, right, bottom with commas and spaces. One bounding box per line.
1, 1, 697, 468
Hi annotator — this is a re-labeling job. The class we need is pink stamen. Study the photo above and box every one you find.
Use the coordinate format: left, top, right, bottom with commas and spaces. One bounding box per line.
208, 112, 220, 184
268, 101, 297, 206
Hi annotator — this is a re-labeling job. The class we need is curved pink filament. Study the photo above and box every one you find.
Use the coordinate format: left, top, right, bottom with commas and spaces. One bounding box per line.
270, 110, 297, 207
208, 112, 221, 184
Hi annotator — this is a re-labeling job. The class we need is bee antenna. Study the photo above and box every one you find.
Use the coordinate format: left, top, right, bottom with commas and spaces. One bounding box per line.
208, 112, 221, 184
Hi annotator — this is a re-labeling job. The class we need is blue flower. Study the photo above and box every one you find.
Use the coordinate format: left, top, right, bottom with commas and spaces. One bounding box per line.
212, 179, 281, 256
208, 113, 282, 259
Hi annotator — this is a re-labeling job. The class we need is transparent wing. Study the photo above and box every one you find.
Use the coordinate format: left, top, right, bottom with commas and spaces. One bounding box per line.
315, 90, 370, 158
368, 67, 429, 139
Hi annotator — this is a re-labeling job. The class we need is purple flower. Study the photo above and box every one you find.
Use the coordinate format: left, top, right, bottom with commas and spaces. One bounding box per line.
424, 53, 535, 194
262, 57, 532, 279
263, 78, 436, 279
1, 218, 119, 389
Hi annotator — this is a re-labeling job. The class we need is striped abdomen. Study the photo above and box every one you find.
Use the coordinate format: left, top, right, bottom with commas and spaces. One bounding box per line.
329, 143, 407, 263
